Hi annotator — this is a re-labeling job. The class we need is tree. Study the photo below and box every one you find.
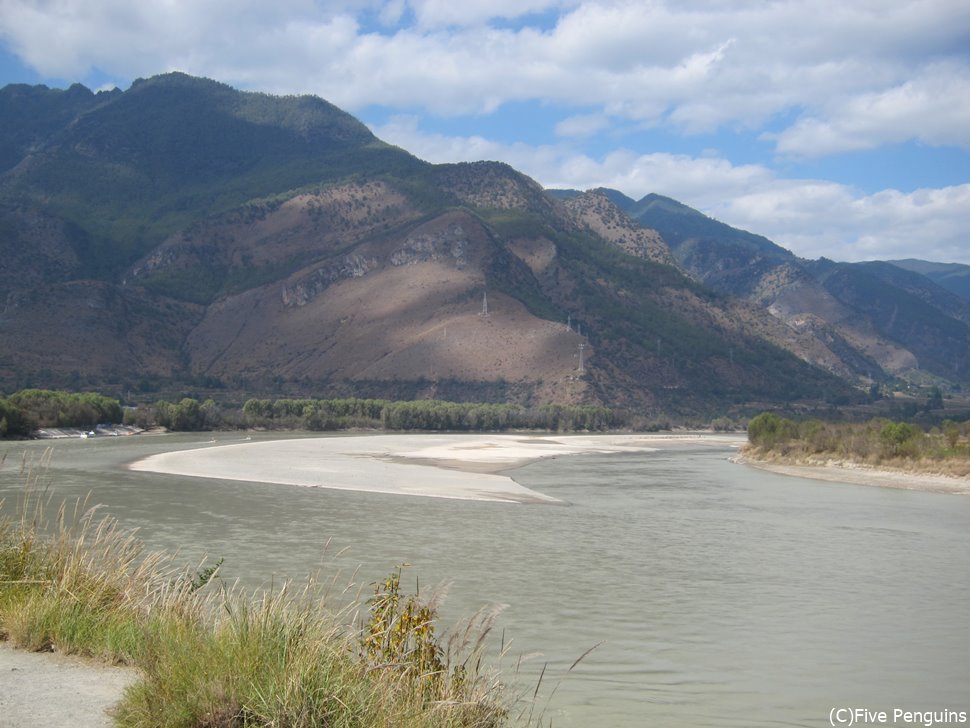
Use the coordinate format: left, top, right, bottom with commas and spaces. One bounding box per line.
0, 397, 26, 437
747, 412, 797, 449
879, 421, 922, 457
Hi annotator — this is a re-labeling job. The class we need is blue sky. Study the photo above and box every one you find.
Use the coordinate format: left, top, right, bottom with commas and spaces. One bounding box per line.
1, 0, 968, 263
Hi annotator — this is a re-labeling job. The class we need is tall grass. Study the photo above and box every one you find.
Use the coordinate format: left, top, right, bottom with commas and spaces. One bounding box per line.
0, 452, 514, 727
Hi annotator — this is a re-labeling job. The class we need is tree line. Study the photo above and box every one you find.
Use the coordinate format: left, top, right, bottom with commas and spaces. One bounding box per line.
0, 389, 123, 436
1, 390, 623, 437
241, 397, 621, 432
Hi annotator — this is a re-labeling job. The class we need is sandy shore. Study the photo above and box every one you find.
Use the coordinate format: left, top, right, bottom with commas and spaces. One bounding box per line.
737, 455, 970, 495
129, 432, 743, 503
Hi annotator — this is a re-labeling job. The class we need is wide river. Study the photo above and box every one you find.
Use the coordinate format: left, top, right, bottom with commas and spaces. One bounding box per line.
1, 432, 968, 727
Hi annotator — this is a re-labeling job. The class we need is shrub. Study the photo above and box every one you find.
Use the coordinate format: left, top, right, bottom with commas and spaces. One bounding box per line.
879, 421, 923, 458
746, 412, 797, 449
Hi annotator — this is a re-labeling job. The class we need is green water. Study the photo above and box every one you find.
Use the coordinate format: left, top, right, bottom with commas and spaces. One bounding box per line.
2, 433, 968, 727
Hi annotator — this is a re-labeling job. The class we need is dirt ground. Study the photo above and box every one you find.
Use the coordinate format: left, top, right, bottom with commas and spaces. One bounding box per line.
0, 643, 135, 728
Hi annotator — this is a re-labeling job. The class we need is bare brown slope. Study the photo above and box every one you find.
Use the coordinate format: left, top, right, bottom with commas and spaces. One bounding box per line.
186, 210, 590, 402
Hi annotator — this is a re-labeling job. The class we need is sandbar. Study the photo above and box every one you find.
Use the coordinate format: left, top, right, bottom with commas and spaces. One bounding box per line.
129, 433, 743, 504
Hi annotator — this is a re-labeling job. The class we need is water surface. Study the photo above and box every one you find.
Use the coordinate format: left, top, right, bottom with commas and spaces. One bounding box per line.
2, 433, 967, 727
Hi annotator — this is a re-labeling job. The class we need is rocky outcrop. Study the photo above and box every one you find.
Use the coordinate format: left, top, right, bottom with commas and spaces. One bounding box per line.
281, 220, 475, 308
281, 253, 379, 307
389, 223, 469, 268
561, 190, 675, 266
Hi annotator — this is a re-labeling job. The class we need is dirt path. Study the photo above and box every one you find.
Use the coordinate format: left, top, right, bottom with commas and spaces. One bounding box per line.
0, 643, 136, 727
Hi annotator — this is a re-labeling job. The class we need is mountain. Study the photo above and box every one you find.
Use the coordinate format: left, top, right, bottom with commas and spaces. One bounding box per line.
609, 192, 970, 389
888, 259, 970, 303
0, 73, 425, 284
2, 74, 864, 415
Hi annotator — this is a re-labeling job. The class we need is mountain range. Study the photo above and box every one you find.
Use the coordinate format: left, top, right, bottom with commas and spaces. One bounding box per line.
560, 191, 970, 389
2, 73, 967, 416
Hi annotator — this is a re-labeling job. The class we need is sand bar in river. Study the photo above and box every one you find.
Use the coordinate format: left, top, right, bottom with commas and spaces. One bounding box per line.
129, 433, 744, 504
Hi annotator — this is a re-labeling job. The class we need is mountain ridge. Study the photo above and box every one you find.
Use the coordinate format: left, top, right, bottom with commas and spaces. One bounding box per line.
583, 188, 970, 389
888, 259, 970, 303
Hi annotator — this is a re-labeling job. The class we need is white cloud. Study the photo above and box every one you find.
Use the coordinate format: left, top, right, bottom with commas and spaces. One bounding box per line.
4, 0, 968, 147
371, 118, 970, 264
688, 180, 970, 265
378, 0, 407, 26
767, 64, 970, 157
554, 113, 610, 138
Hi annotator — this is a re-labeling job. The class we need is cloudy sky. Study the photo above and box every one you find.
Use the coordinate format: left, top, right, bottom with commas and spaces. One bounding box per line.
2, 0, 968, 263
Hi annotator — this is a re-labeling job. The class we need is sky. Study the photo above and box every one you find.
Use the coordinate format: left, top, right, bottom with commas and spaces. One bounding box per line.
1, 0, 968, 264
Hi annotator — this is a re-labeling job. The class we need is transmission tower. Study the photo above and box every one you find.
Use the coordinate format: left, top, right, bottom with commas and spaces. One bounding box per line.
479, 290, 489, 317
577, 342, 586, 374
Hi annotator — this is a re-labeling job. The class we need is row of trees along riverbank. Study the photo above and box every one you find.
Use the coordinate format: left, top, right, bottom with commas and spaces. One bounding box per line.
133, 397, 625, 432
745, 412, 970, 476
240, 397, 621, 432
1, 390, 629, 436
0, 389, 123, 436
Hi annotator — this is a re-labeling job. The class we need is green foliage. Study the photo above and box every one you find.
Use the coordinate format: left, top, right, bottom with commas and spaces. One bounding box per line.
0, 396, 27, 437
361, 567, 446, 686
188, 557, 223, 593
243, 397, 388, 429
241, 396, 620, 432
152, 398, 221, 431
6, 389, 122, 431
878, 421, 923, 457
746, 412, 798, 449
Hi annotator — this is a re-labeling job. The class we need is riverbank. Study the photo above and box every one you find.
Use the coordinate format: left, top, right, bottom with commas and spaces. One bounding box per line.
737, 452, 970, 495
129, 432, 744, 503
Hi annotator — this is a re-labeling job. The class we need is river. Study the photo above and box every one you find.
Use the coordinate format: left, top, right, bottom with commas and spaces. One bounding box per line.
1, 432, 968, 727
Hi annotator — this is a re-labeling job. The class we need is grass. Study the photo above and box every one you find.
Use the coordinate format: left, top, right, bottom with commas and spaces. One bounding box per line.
0, 452, 515, 727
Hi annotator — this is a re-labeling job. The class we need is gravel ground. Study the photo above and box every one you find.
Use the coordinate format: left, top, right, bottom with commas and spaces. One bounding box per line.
0, 643, 136, 728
